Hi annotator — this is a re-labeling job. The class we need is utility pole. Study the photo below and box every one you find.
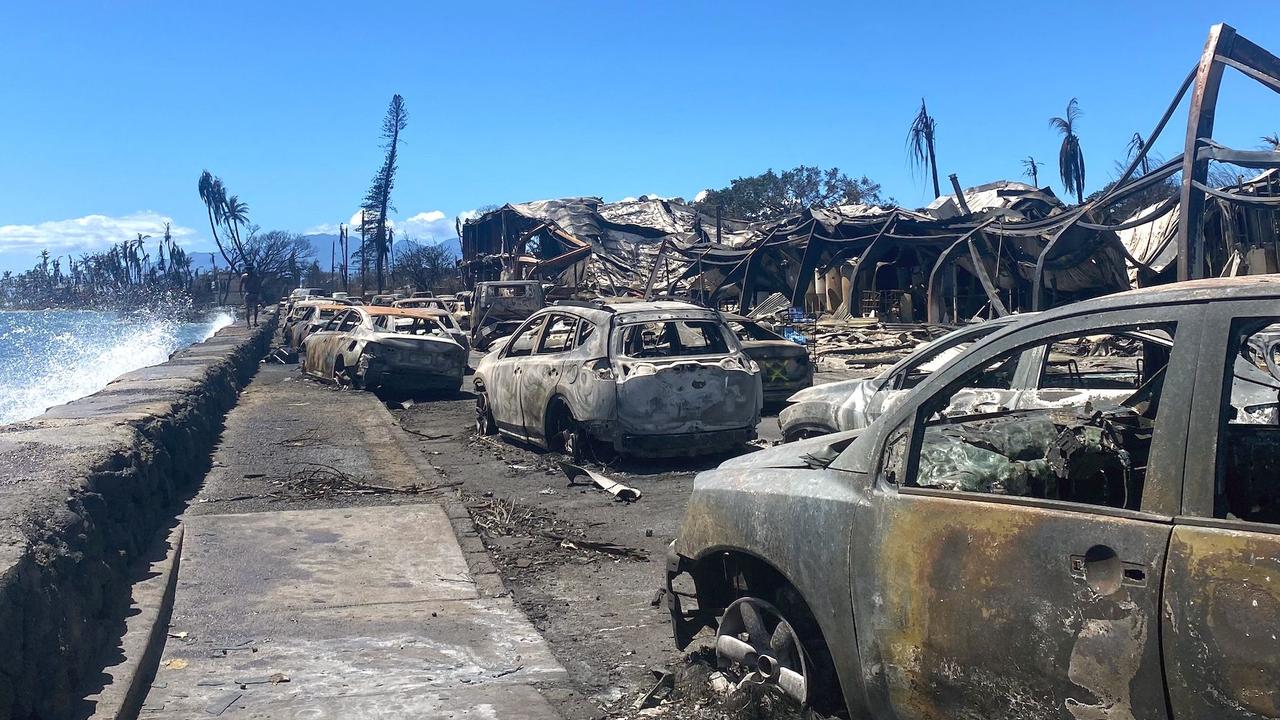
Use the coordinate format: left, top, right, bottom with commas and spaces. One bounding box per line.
360, 210, 368, 294
339, 224, 349, 293
386, 227, 395, 292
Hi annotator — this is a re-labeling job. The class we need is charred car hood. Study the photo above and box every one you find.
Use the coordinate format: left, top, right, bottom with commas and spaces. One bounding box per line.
718, 428, 864, 470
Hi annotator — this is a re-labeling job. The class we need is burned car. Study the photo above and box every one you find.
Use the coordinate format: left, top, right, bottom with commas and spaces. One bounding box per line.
474, 300, 762, 458
723, 313, 813, 403
780, 314, 1280, 441
469, 280, 546, 351
667, 277, 1280, 718
301, 305, 467, 393
392, 298, 469, 350
283, 301, 345, 350
779, 316, 1024, 440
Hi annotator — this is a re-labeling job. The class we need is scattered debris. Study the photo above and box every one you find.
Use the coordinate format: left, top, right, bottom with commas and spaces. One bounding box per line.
466, 493, 648, 563
163, 659, 188, 670
561, 461, 641, 502
633, 670, 675, 710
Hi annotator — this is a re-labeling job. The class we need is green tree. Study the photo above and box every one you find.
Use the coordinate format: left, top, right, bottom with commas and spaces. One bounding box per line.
694, 165, 883, 222
1051, 98, 1087, 204
362, 94, 408, 292
906, 98, 941, 198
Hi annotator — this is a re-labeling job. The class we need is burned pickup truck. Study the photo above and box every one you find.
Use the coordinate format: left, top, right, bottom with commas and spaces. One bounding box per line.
667, 277, 1280, 719
474, 300, 762, 458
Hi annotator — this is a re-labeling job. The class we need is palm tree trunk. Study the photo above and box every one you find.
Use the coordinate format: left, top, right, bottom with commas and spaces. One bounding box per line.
927, 134, 941, 199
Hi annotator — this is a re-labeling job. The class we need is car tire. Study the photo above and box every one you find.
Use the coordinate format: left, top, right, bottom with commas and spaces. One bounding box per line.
475, 392, 498, 435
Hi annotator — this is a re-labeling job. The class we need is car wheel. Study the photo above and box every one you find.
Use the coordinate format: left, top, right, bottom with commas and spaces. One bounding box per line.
716, 597, 810, 706
475, 392, 498, 435
560, 420, 586, 463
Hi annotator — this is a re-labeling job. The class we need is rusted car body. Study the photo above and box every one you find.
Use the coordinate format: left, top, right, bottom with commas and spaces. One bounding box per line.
474, 300, 763, 458
667, 276, 1280, 719
301, 305, 467, 393
723, 314, 813, 403
392, 298, 469, 350
469, 280, 546, 350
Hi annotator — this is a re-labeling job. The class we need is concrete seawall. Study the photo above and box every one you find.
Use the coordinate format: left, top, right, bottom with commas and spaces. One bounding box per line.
0, 312, 277, 719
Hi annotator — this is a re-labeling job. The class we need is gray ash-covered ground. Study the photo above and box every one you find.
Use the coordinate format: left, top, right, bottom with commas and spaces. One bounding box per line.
389, 384, 833, 719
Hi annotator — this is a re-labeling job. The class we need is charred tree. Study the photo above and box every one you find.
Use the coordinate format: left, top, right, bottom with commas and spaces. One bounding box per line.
362, 94, 408, 293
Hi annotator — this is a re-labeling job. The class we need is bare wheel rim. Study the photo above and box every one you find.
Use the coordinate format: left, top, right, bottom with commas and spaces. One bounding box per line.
715, 597, 809, 705
475, 393, 496, 434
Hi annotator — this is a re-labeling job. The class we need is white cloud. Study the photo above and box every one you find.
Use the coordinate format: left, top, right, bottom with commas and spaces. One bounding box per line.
305, 209, 475, 242
694, 189, 710, 203
0, 211, 207, 255
304, 222, 341, 235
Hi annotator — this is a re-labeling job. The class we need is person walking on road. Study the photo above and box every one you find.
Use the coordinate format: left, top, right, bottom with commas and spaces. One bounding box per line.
241, 264, 262, 328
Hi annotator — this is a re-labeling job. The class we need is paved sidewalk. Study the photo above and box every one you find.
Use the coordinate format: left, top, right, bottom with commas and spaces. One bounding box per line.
141, 365, 565, 718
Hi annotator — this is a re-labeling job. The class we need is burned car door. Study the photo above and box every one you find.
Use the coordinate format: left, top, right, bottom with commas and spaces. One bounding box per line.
1163, 305, 1280, 720
849, 306, 1202, 720
489, 315, 546, 437
519, 313, 579, 441
323, 310, 363, 379
305, 311, 348, 378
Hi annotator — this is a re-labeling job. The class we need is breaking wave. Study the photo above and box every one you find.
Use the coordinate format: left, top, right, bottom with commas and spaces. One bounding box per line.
0, 309, 234, 425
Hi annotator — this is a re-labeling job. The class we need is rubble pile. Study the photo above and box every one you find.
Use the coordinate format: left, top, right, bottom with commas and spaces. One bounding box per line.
807, 321, 948, 376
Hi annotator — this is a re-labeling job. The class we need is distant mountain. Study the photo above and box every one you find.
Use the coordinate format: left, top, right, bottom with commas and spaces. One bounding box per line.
301, 233, 460, 263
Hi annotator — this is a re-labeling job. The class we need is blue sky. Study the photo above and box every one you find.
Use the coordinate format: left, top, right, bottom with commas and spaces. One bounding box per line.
1, 1, 1278, 271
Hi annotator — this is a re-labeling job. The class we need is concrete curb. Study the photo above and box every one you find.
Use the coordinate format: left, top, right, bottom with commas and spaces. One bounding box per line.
371, 398, 509, 599
84, 523, 184, 720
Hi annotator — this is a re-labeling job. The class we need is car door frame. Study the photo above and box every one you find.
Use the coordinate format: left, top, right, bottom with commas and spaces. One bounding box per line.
519, 312, 582, 443
488, 313, 549, 439
319, 309, 360, 379
1163, 297, 1280, 720
302, 310, 343, 378
843, 303, 1203, 720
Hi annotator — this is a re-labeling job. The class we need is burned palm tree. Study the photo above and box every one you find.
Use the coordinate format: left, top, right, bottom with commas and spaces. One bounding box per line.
1126, 132, 1153, 176
906, 98, 941, 199
1051, 98, 1086, 204
1021, 156, 1041, 187
1264, 133, 1280, 150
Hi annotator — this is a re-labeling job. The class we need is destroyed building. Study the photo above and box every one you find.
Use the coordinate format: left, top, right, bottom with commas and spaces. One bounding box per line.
461, 26, 1280, 323
461, 184, 1132, 323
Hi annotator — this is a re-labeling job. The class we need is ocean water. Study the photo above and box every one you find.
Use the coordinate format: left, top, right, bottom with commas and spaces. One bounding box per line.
0, 309, 234, 425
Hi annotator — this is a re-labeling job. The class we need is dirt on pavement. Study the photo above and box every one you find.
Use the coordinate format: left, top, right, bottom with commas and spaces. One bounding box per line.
388, 383, 826, 719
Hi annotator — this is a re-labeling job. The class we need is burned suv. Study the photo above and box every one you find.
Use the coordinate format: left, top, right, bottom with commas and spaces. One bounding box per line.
474, 300, 762, 457
667, 277, 1280, 719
